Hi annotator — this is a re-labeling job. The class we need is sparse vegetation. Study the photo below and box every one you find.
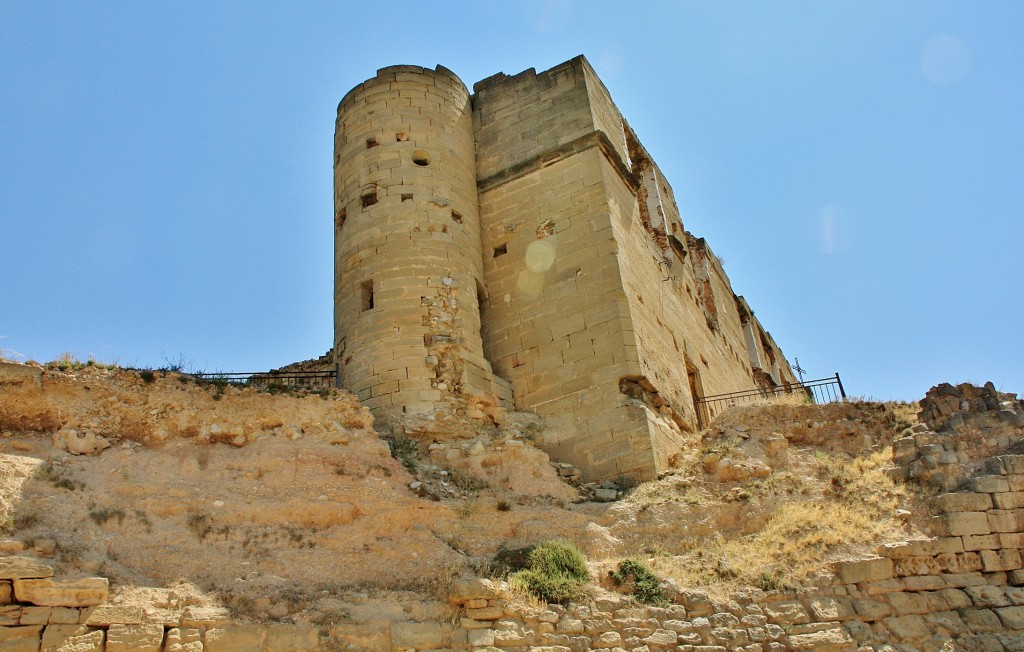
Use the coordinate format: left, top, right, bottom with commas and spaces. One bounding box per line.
186, 510, 213, 539
610, 558, 667, 605
139, 370, 156, 384
387, 436, 418, 472
88, 507, 126, 526
509, 540, 589, 604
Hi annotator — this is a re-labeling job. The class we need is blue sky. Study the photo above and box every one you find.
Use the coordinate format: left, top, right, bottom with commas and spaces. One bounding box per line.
1, 1, 1021, 401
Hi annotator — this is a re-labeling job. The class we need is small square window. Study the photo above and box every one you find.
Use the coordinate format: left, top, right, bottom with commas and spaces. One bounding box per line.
361, 280, 374, 311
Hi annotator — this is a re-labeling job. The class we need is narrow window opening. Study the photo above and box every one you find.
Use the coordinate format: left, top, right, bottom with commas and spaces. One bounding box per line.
451, 209, 463, 224
360, 280, 375, 311
412, 150, 430, 166
366, 137, 379, 149
396, 132, 409, 142
401, 193, 413, 202
493, 243, 508, 258
361, 192, 377, 208
335, 208, 347, 228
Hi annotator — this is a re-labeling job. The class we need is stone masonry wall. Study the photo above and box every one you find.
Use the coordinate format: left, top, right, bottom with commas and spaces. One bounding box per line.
333, 64, 511, 417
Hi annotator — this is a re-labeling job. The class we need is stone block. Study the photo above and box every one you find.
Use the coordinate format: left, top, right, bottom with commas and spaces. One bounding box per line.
0, 625, 43, 651
40, 624, 90, 651
0, 604, 21, 626
982, 548, 1023, 572
391, 621, 443, 649
993, 491, 1024, 509
960, 608, 1003, 633
266, 624, 319, 651
180, 605, 231, 628
989, 508, 1024, 532
449, 578, 499, 603
962, 534, 1002, 551
591, 631, 622, 648
787, 626, 854, 650
881, 614, 931, 638
763, 600, 809, 625
106, 623, 165, 652
13, 578, 107, 607
836, 557, 894, 584
205, 625, 267, 651
164, 627, 202, 652
465, 605, 503, 620
940, 512, 992, 536
0, 581, 10, 605
968, 476, 1010, 493
51, 629, 104, 651
17, 605, 49, 625
0, 556, 54, 580
84, 604, 145, 626
936, 492, 993, 512
852, 598, 892, 621
887, 591, 931, 615
466, 627, 494, 646
923, 609, 968, 635
966, 585, 1011, 608
901, 575, 945, 591
995, 605, 1024, 629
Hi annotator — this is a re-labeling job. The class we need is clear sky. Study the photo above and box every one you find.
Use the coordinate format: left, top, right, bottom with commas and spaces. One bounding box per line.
2, 1, 1021, 402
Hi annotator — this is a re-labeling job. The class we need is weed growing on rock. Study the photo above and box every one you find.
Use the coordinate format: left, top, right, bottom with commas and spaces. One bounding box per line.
139, 370, 156, 384
186, 511, 213, 539
610, 559, 667, 605
508, 540, 589, 604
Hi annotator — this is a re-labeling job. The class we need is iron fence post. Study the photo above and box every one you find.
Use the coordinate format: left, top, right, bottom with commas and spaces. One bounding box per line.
835, 372, 846, 400
334, 362, 341, 390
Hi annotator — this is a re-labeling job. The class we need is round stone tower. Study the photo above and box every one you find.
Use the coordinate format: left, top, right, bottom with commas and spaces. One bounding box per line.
333, 65, 510, 416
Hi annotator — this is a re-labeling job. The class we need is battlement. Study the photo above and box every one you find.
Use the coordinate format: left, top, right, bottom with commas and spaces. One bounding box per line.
333, 57, 797, 480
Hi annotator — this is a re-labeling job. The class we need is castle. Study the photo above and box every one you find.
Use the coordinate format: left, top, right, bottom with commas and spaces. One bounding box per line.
332, 56, 797, 481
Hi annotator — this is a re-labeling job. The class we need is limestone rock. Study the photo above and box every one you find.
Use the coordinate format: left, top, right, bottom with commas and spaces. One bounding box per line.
180, 605, 232, 628
0, 556, 54, 580
106, 623, 165, 652
0, 625, 43, 652
13, 577, 108, 607
391, 621, 443, 649
41, 624, 91, 651
84, 604, 146, 625
265, 623, 319, 651
52, 428, 111, 455
450, 578, 499, 604
53, 630, 104, 652
204, 624, 267, 651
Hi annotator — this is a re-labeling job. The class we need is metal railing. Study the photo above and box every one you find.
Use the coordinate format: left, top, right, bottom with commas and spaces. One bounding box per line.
694, 373, 846, 429
193, 364, 340, 390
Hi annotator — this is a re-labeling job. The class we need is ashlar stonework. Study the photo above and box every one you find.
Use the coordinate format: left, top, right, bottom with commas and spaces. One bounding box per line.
332, 56, 799, 481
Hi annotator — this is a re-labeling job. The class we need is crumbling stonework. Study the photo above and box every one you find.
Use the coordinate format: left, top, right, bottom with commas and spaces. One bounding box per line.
333, 56, 798, 481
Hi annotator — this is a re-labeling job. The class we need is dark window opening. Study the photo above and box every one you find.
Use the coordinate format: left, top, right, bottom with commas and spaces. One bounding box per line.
401, 193, 413, 202
451, 210, 463, 224
412, 150, 430, 166
493, 244, 508, 257
366, 137, 379, 149
360, 280, 374, 311
361, 192, 377, 208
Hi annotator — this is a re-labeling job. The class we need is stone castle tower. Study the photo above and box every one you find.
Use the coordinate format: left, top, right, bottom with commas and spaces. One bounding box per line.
334, 56, 798, 481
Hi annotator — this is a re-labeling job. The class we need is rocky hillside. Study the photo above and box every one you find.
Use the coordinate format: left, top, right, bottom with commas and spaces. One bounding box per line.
1, 360, 1022, 650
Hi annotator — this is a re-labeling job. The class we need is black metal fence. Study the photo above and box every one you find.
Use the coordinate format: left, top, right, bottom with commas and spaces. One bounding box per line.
193, 364, 340, 390
694, 373, 846, 429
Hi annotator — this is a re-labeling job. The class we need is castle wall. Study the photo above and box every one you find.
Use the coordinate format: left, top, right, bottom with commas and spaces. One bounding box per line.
333, 65, 509, 416
333, 56, 800, 478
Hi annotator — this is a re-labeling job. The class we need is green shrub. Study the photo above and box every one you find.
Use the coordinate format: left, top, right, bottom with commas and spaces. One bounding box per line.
509, 540, 589, 604
387, 436, 418, 472
610, 558, 667, 605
